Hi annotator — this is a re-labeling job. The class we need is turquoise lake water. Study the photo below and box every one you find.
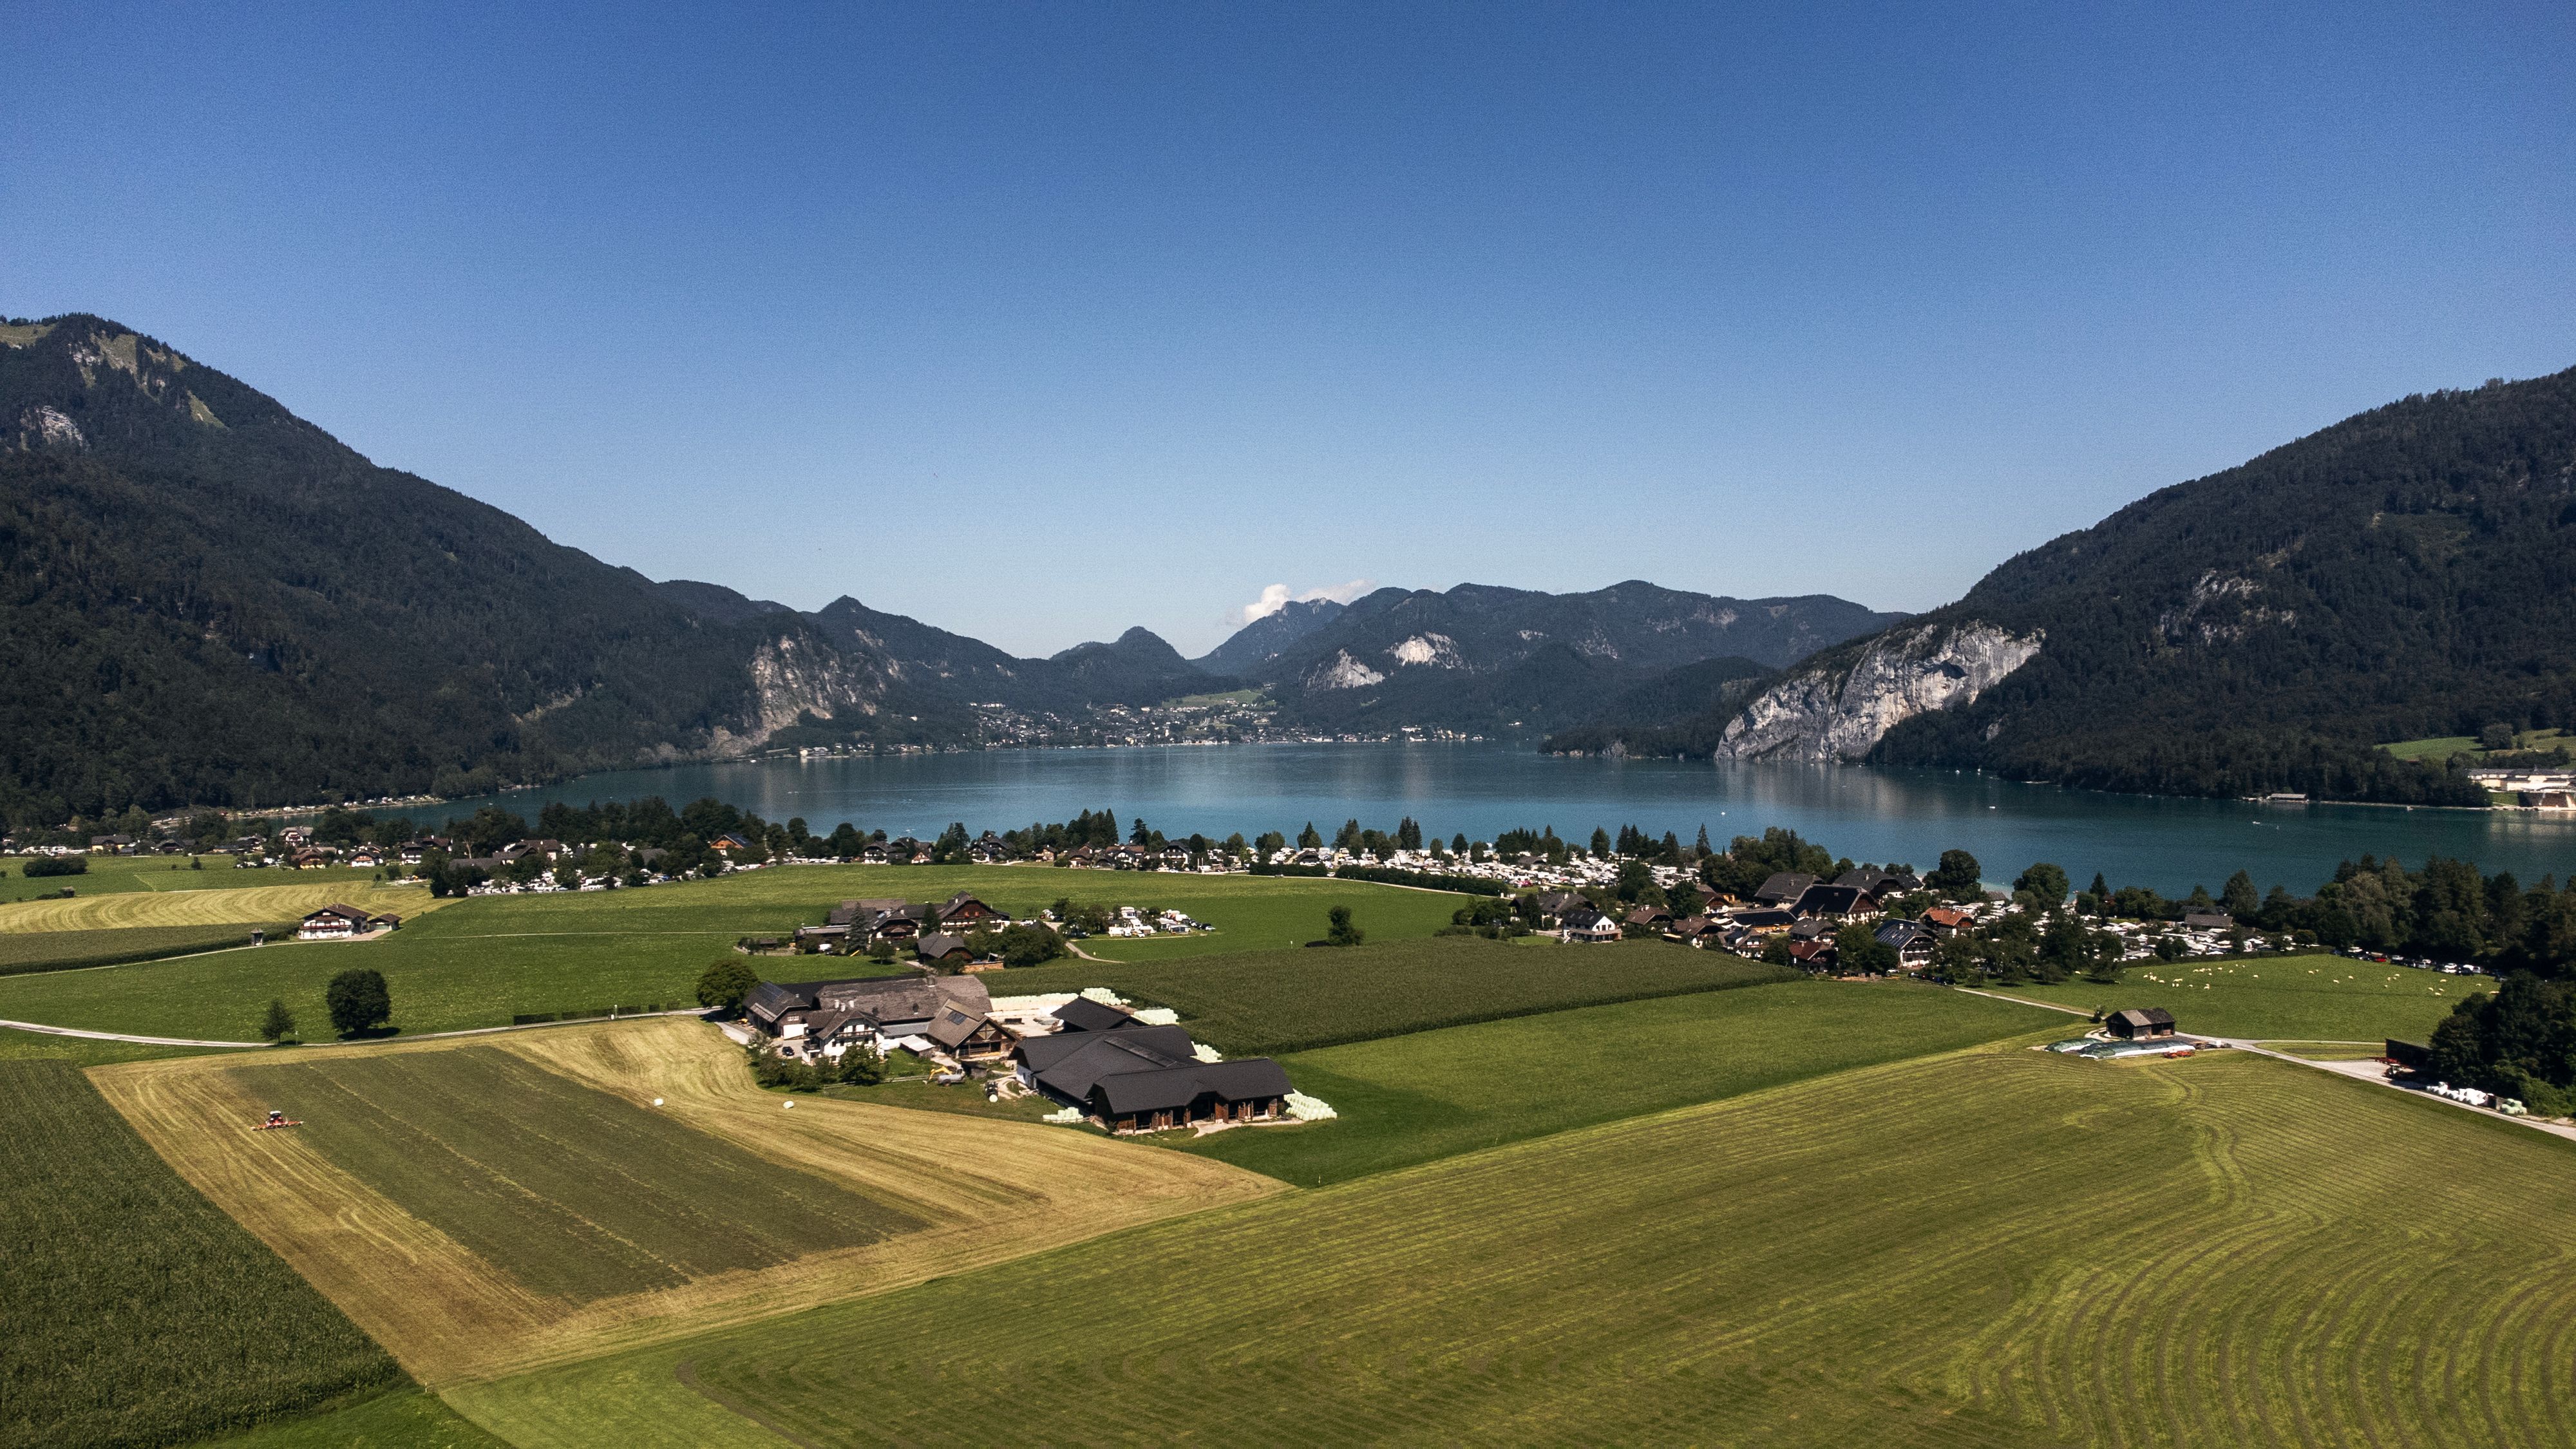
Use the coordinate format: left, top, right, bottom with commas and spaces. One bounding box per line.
433, 743, 2576, 895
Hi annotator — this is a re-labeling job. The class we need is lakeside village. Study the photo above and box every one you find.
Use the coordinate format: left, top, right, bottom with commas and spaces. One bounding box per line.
18, 795, 2552, 989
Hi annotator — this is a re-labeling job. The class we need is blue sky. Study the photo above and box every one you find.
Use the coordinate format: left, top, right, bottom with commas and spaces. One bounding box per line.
5, 3, 2570, 656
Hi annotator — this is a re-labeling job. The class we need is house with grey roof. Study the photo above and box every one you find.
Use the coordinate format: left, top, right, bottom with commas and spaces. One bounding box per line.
1014, 1025, 1293, 1133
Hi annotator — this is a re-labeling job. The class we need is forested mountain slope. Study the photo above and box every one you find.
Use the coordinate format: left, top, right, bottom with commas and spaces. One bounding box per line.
1606, 368, 2576, 803
0, 315, 886, 825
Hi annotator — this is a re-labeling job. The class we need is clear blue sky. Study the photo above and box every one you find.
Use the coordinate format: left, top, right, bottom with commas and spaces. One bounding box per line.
6, 3, 2569, 657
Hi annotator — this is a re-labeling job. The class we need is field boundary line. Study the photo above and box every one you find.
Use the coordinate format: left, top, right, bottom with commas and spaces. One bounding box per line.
2, 1008, 711, 1052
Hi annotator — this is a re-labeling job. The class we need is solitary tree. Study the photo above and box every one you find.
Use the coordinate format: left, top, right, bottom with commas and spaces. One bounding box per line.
696, 957, 762, 1011
258, 998, 296, 1043
2221, 870, 2262, 922
324, 969, 392, 1037
2481, 722, 2517, 751
2014, 862, 2071, 910
1326, 905, 1365, 947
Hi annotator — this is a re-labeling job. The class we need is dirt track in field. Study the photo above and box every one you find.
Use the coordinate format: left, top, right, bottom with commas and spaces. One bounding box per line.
90, 1017, 1282, 1385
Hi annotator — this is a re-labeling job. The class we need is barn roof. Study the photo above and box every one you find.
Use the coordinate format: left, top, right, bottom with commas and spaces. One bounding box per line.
1091, 1058, 1294, 1117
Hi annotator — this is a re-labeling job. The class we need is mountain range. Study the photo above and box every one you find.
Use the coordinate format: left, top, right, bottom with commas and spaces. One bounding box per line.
0, 314, 1895, 824
1551, 366, 2576, 804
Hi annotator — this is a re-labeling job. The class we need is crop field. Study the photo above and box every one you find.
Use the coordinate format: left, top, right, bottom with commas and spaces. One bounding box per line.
91, 1018, 1279, 1385
0, 922, 280, 977
0, 877, 447, 934
204, 1390, 506, 1449
2003, 952, 2474, 1041
0, 1059, 402, 1449
447, 1047, 2576, 1449
1001, 935, 1799, 1055
1177, 980, 2054, 1184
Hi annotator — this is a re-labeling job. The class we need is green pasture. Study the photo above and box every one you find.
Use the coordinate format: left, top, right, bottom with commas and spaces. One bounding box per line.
1177, 979, 2054, 1185
2381, 726, 2567, 764
1000, 936, 1799, 1056
0, 1060, 402, 1449
226, 1046, 920, 1302
204, 1390, 506, 1449
0, 867, 1472, 1042
2002, 952, 2476, 1041
447, 1047, 2576, 1448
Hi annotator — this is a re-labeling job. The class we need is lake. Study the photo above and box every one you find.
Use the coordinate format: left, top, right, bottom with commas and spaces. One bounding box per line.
430, 743, 2576, 895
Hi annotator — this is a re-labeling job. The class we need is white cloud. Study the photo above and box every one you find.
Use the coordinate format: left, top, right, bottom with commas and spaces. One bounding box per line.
1231, 578, 1375, 627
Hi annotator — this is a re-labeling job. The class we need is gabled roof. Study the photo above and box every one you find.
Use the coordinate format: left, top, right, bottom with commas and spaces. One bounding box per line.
917, 932, 972, 959
1018, 1026, 1200, 1101
301, 903, 376, 925
925, 1006, 1002, 1050
1625, 904, 1673, 926
1754, 872, 1816, 904
1048, 997, 1139, 1033
2110, 1007, 2176, 1029
1875, 919, 1935, 947
1790, 884, 1867, 918
1092, 1058, 1293, 1117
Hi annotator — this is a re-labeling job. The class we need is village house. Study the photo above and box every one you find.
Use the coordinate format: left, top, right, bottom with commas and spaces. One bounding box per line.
745, 974, 994, 1057
1873, 918, 1938, 969
1922, 905, 1975, 934
916, 932, 975, 967
1754, 872, 1817, 907
1560, 905, 1620, 943
1623, 903, 1673, 934
935, 891, 1001, 929
1668, 914, 1731, 948
1790, 883, 1873, 921
923, 1003, 1015, 1064
296, 904, 400, 940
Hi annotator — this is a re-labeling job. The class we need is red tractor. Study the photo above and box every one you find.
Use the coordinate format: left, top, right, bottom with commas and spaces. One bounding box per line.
254, 1110, 302, 1130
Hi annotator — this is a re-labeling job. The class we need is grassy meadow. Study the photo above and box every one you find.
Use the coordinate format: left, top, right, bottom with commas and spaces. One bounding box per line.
0, 853, 392, 904
0, 864, 1472, 1043
2003, 952, 2477, 1041
0, 923, 283, 978
446, 1047, 2576, 1449
0, 1060, 402, 1449
203, 1390, 506, 1449
1000, 935, 1799, 1055
1173, 980, 2055, 1184
0, 876, 447, 934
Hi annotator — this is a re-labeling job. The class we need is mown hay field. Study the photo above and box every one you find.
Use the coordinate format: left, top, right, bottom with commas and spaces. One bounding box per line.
1003, 934, 1800, 1055
0, 878, 448, 934
92, 1018, 1280, 1385
227, 1046, 924, 1302
0, 1060, 402, 1449
2004, 952, 2472, 1041
0, 854, 389, 903
1178, 980, 2055, 1184
450, 1048, 2576, 1449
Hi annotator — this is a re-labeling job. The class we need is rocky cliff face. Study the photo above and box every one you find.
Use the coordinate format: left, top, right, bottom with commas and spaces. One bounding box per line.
1714, 622, 2041, 762
710, 634, 884, 755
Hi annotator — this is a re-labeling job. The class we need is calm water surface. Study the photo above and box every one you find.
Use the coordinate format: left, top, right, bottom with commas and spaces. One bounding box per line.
440, 743, 2576, 895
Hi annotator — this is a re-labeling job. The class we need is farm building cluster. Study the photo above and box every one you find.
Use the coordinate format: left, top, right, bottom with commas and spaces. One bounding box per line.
742, 974, 1321, 1135
292, 904, 402, 941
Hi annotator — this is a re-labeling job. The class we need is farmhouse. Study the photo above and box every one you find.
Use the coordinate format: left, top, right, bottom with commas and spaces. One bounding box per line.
1790, 884, 1871, 920
1873, 918, 1938, 968
936, 891, 1001, 928
2104, 1007, 2177, 1040
1923, 905, 1975, 934
1624, 904, 1673, 933
1014, 1026, 1294, 1132
916, 932, 975, 966
1047, 996, 1142, 1032
923, 1004, 1015, 1064
746, 973, 993, 1048
295, 904, 399, 940
1560, 906, 1620, 943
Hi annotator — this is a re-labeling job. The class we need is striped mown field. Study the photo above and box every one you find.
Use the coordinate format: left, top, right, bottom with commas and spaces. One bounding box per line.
450, 1047, 2576, 1448
0, 878, 450, 934
91, 1018, 1280, 1386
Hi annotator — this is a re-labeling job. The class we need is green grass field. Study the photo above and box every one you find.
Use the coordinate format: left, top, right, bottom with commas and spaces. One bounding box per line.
225, 1046, 922, 1302
0, 923, 282, 978
0, 866, 1468, 1041
2382, 726, 2568, 764
999, 936, 1799, 1055
202, 1390, 506, 1449
2002, 952, 2477, 1041
444, 1046, 2576, 1448
0, 1060, 403, 1449
1175, 980, 2054, 1184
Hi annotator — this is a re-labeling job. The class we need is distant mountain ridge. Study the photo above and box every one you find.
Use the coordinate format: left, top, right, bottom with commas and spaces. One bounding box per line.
1562, 366, 2576, 804
1231, 581, 1905, 734
0, 310, 1899, 824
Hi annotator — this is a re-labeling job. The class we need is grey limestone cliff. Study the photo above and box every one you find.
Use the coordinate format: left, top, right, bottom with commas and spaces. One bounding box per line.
1714, 622, 2041, 762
